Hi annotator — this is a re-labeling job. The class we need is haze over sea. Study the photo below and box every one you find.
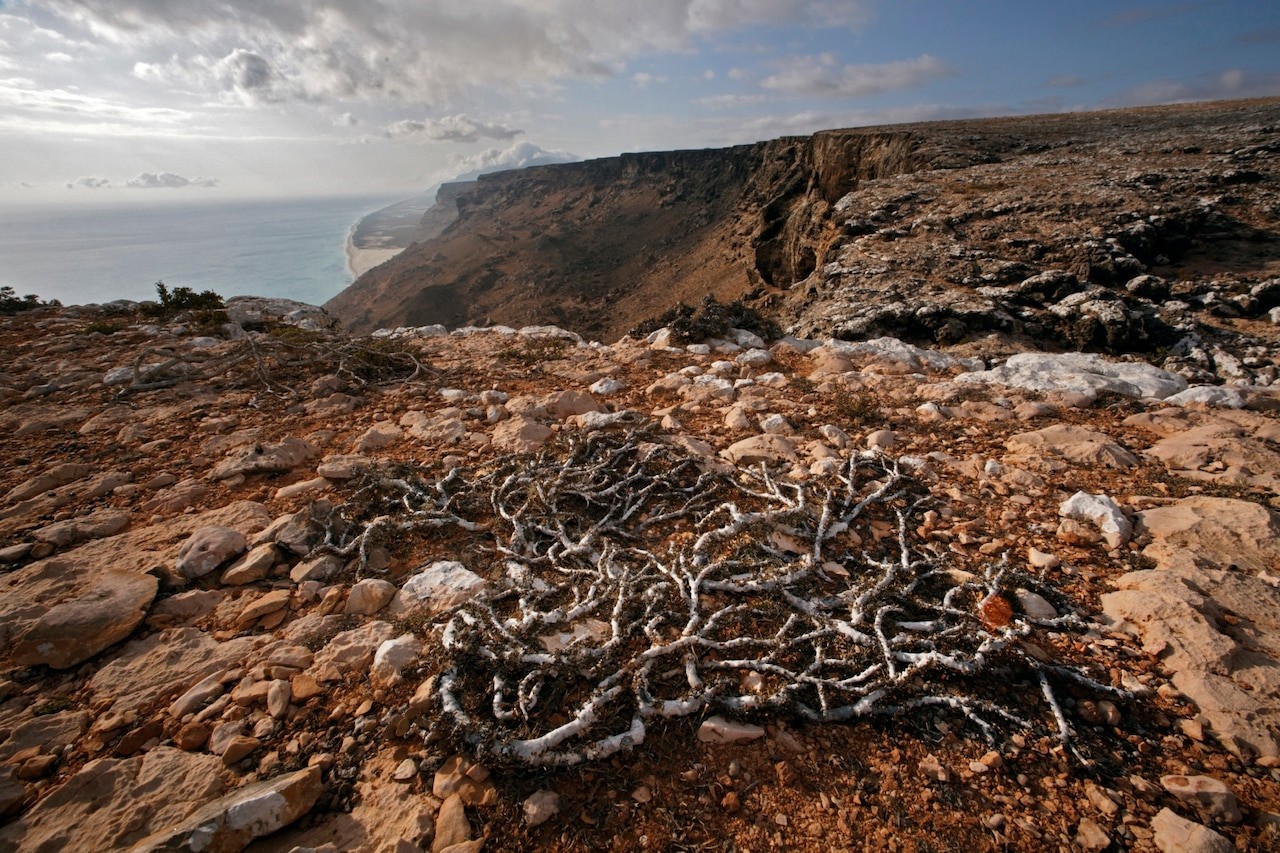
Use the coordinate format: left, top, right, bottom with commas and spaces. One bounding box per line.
0, 194, 401, 308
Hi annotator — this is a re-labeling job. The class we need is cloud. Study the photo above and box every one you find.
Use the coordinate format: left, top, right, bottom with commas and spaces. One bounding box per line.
761, 53, 953, 99
632, 72, 667, 87
435, 140, 579, 184
65, 176, 112, 189
44, 52, 73, 62
385, 113, 524, 143
1106, 68, 1280, 106
38, 0, 873, 106
695, 93, 769, 109
1046, 74, 1088, 89
125, 171, 219, 188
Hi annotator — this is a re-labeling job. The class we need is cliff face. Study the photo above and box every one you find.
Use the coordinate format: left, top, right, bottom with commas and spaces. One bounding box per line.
324, 129, 947, 339
327, 99, 1280, 355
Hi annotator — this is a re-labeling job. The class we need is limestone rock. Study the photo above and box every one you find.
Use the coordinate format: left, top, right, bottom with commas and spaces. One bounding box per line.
32, 507, 131, 548
1151, 808, 1236, 853
93, 627, 259, 715
388, 561, 485, 618
1059, 492, 1131, 549
132, 766, 323, 852
957, 351, 1187, 400
432, 793, 472, 853
311, 621, 396, 677
721, 435, 798, 466
210, 436, 318, 480
490, 415, 552, 453
12, 570, 156, 669
523, 789, 560, 827
4, 462, 94, 503
0, 747, 228, 852
1160, 774, 1242, 823
176, 526, 247, 579
220, 542, 278, 585
345, 579, 397, 615
432, 755, 497, 807
1006, 424, 1139, 470
371, 634, 421, 687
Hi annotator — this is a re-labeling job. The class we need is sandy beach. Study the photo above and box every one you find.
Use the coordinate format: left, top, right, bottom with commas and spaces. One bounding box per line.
344, 241, 402, 278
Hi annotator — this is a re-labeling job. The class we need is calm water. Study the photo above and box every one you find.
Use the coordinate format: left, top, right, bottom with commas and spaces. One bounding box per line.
0, 194, 403, 307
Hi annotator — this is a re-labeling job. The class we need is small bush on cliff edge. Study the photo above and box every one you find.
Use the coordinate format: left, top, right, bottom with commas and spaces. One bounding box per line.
0, 286, 60, 315
630, 294, 781, 345
140, 280, 225, 319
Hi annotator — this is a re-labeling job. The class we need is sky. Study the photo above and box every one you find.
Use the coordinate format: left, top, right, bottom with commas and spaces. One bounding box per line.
1, 0, 1278, 206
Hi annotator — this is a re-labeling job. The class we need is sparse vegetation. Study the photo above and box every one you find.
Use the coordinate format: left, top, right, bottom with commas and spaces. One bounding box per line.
0, 285, 59, 314
140, 280, 225, 320
630, 294, 781, 344
496, 336, 571, 365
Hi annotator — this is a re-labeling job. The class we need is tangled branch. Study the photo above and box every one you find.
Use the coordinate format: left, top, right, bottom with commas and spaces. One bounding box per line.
120, 332, 430, 395
323, 428, 1129, 766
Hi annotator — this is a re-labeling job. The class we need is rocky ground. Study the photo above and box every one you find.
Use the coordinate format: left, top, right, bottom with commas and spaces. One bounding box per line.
3, 296, 1280, 852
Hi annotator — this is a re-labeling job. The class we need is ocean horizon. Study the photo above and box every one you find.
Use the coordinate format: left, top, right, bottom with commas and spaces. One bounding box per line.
0, 194, 404, 308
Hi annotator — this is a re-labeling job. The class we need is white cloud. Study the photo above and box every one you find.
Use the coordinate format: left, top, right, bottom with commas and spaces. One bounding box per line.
65, 176, 113, 189
44, 52, 73, 62
125, 171, 219, 188
695, 93, 768, 108
435, 140, 579, 184
761, 53, 952, 99
385, 113, 524, 143
37, 1, 873, 107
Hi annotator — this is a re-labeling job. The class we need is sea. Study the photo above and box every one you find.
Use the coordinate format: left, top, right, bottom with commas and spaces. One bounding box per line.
0, 194, 403, 308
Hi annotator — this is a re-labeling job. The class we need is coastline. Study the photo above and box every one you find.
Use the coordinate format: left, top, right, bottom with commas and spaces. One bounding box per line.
343, 228, 403, 279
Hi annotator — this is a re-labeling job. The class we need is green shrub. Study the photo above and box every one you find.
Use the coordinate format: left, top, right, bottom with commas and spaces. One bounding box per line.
140, 281, 224, 319
0, 286, 60, 315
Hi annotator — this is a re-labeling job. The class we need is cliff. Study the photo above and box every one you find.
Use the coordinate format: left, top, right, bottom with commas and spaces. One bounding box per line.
327, 98, 1280, 364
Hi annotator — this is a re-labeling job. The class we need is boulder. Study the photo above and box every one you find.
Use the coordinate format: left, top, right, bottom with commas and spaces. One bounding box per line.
311, 621, 396, 677
1150, 808, 1236, 853
210, 437, 318, 480
12, 570, 156, 669
345, 579, 396, 615
176, 527, 247, 579
957, 351, 1187, 400
491, 415, 553, 453
1006, 424, 1139, 470
721, 435, 799, 466
132, 766, 323, 852
387, 561, 486, 618
0, 748, 228, 852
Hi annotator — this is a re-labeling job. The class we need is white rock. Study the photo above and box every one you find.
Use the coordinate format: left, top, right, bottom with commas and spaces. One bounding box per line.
759, 414, 793, 435
697, 716, 766, 744
957, 352, 1188, 400
1028, 547, 1060, 570
819, 424, 850, 449
732, 328, 766, 349
736, 348, 772, 368
588, 377, 625, 396
724, 406, 753, 431
389, 561, 485, 617
371, 634, 421, 687
1015, 589, 1058, 620
1059, 492, 1132, 549
103, 367, 133, 386
1164, 385, 1247, 409
131, 766, 323, 852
